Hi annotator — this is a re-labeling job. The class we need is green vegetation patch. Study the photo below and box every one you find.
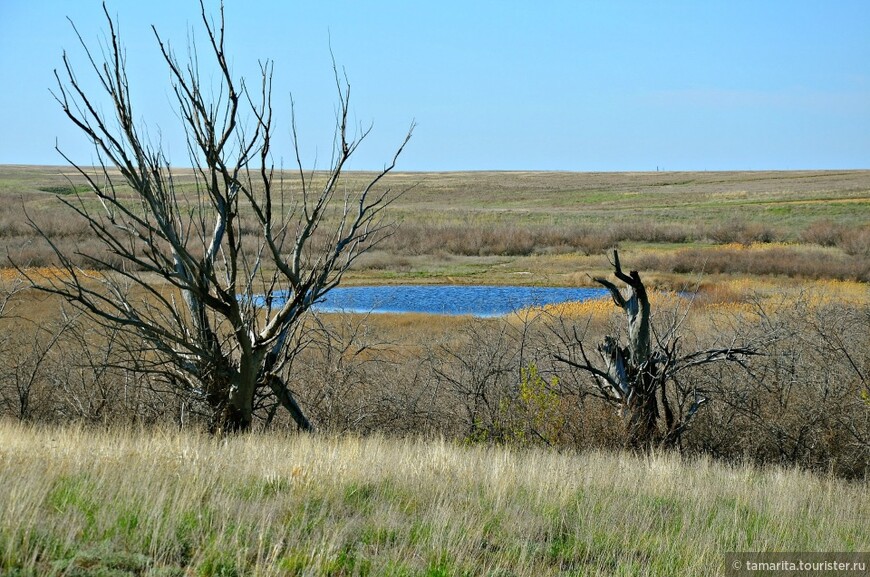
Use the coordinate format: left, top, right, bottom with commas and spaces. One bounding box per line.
45, 474, 101, 540
38, 184, 91, 196
50, 546, 153, 577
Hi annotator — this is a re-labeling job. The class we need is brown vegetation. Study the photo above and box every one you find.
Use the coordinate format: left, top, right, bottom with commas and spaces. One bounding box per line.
635, 243, 870, 281
2, 277, 867, 479
1, 167, 867, 475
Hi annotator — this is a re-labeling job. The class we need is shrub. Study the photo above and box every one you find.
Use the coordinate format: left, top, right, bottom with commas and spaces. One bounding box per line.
839, 224, 870, 257
801, 219, 844, 247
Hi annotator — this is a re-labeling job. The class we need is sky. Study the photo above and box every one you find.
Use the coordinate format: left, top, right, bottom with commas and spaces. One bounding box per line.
0, 1, 868, 172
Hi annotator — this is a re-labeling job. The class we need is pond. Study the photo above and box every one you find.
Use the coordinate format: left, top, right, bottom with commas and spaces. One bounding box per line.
263, 285, 611, 317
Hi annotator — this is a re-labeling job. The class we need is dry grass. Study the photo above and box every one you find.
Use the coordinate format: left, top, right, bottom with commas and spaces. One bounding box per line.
3, 166, 869, 285
0, 422, 867, 576
533, 277, 870, 319
634, 242, 869, 282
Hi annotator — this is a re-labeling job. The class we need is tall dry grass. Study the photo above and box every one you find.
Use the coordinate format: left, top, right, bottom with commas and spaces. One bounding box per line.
634, 243, 870, 282
0, 422, 867, 576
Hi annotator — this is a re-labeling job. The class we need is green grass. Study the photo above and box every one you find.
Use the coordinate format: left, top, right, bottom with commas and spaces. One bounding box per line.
37, 184, 91, 196
0, 423, 867, 576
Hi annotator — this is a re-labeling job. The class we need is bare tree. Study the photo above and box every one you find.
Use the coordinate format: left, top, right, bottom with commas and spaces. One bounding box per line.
428, 320, 521, 442
21, 2, 412, 432
555, 250, 762, 448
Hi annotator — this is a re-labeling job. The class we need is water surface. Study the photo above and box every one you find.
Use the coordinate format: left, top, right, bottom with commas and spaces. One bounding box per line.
278, 285, 611, 316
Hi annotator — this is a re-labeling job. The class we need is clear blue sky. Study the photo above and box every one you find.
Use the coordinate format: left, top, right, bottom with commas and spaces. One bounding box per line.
1, 1, 868, 171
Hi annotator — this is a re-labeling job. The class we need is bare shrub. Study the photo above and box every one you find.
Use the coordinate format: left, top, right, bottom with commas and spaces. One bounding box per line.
745, 223, 778, 244
352, 251, 414, 271
801, 219, 844, 247
0, 284, 69, 421
3, 238, 60, 268
0, 298, 175, 426
839, 224, 870, 257
609, 222, 692, 244
289, 313, 407, 433
688, 298, 868, 478
575, 231, 617, 256
0, 212, 36, 238
44, 315, 171, 425
707, 220, 781, 245
425, 320, 521, 441
637, 245, 869, 281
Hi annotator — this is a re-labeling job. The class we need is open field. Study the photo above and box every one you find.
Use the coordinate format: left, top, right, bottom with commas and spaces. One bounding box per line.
2, 166, 868, 285
0, 167, 867, 574
1, 423, 867, 576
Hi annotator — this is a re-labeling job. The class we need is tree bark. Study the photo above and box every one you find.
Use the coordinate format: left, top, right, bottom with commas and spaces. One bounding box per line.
594, 250, 659, 448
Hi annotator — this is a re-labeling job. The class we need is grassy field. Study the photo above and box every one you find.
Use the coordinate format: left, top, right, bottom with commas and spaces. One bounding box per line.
2, 166, 868, 285
1, 423, 867, 577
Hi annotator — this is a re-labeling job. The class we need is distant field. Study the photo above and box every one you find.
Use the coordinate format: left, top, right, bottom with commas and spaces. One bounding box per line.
388, 169, 870, 227
2, 166, 868, 286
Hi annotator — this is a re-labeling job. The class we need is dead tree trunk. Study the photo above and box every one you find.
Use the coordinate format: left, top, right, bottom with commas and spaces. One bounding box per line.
555, 250, 760, 449
594, 251, 661, 448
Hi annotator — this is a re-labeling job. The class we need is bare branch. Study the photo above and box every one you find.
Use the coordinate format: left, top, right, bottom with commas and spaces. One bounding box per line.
29, 3, 411, 433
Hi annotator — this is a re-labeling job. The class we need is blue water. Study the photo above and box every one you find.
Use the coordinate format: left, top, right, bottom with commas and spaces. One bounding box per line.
263, 285, 610, 317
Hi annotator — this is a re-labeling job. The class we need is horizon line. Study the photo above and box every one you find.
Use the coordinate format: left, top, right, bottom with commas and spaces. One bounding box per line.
2, 163, 869, 175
